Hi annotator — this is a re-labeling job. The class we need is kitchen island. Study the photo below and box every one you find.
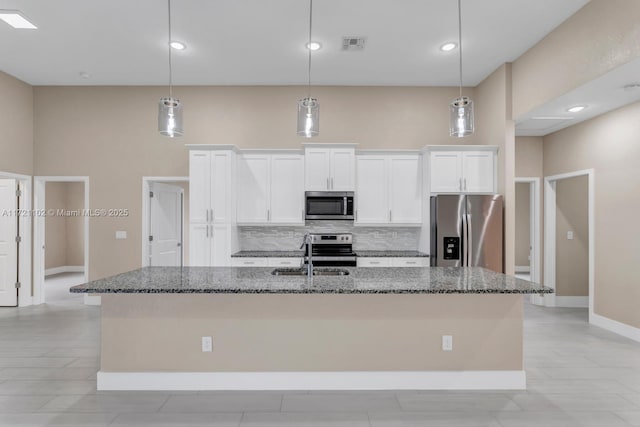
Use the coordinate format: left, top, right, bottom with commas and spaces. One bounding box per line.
71, 266, 552, 391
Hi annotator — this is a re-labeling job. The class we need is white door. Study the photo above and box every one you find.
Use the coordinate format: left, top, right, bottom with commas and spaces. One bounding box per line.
189, 151, 210, 224
389, 156, 422, 224
355, 156, 388, 224
330, 149, 355, 191
304, 149, 331, 191
462, 152, 495, 193
237, 155, 269, 223
271, 155, 304, 224
150, 183, 183, 267
189, 223, 210, 266
0, 179, 18, 306
211, 224, 229, 266
430, 152, 462, 193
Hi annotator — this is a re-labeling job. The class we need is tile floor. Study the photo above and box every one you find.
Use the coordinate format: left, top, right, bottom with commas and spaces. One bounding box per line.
0, 291, 639, 426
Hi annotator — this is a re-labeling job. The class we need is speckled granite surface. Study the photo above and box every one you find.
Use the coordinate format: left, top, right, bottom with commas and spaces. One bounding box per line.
70, 266, 553, 295
231, 251, 305, 258
355, 251, 429, 257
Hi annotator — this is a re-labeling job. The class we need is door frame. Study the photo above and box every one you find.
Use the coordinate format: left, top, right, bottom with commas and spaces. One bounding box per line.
34, 176, 90, 305
141, 177, 188, 267
0, 171, 32, 307
514, 177, 541, 287
543, 169, 594, 320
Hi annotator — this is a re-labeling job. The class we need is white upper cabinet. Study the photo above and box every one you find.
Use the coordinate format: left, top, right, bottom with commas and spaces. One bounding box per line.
304, 145, 355, 191
355, 154, 422, 226
429, 148, 496, 194
237, 153, 304, 225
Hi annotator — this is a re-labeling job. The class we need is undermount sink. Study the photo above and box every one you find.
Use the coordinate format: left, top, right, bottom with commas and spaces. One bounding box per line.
271, 268, 350, 276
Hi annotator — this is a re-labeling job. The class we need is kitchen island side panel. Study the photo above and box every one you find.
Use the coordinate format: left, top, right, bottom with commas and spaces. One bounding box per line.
100, 293, 523, 372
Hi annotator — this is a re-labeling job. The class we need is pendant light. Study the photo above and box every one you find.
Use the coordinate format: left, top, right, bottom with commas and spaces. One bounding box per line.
158, 0, 183, 137
297, 0, 319, 138
449, 0, 474, 138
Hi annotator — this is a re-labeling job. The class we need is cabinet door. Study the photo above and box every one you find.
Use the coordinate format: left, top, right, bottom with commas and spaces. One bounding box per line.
356, 258, 393, 267
304, 149, 331, 191
189, 151, 211, 224
462, 152, 495, 193
430, 152, 462, 193
330, 149, 355, 191
389, 156, 422, 224
211, 224, 229, 266
189, 223, 211, 266
355, 156, 388, 224
271, 155, 304, 224
237, 155, 269, 223
392, 257, 429, 267
211, 152, 230, 223
231, 257, 269, 267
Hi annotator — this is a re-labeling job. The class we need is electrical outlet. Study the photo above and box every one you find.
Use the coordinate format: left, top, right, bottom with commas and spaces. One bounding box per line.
201, 336, 213, 352
392, 231, 398, 239
374, 232, 380, 239
442, 335, 453, 351
567, 231, 574, 240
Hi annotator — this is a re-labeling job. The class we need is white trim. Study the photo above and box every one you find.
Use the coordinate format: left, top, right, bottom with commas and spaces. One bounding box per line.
515, 177, 541, 286
141, 177, 188, 268
34, 176, 90, 305
554, 296, 589, 308
515, 266, 530, 274
422, 145, 499, 153
0, 171, 33, 307
543, 170, 595, 321
44, 266, 84, 276
97, 370, 526, 391
591, 313, 640, 343
185, 144, 239, 152
301, 142, 358, 149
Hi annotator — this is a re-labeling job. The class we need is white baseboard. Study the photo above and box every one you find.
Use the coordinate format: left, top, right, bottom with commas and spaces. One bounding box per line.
515, 266, 531, 274
45, 266, 84, 277
84, 295, 101, 306
591, 313, 640, 343
97, 370, 526, 391
554, 296, 589, 308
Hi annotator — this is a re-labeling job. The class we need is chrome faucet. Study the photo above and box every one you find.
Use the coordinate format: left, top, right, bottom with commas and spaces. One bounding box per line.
300, 234, 313, 277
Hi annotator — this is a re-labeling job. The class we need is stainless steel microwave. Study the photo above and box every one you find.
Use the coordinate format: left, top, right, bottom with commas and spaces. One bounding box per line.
305, 191, 354, 220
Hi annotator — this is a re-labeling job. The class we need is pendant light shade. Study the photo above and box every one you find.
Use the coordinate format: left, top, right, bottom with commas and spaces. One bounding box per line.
297, 98, 319, 138
297, 0, 318, 138
158, 0, 183, 138
158, 97, 183, 137
449, 0, 474, 138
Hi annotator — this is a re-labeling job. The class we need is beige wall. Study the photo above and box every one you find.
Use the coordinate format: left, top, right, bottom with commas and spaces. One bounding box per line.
475, 64, 515, 274
515, 183, 530, 268
512, 0, 640, 119
101, 294, 523, 372
544, 100, 640, 328
34, 85, 490, 280
0, 71, 33, 175
44, 182, 85, 270
555, 175, 588, 297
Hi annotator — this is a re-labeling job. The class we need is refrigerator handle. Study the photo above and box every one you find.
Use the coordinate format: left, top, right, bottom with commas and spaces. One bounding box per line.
466, 214, 473, 266
461, 213, 468, 267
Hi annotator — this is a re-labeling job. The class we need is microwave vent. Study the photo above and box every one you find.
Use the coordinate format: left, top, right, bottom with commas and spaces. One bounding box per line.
342, 36, 366, 50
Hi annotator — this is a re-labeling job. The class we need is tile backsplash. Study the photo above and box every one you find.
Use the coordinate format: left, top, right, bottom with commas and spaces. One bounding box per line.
238, 221, 421, 251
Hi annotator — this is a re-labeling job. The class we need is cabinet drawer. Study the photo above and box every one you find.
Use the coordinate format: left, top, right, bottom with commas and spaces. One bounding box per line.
231, 258, 268, 267
392, 257, 429, 267
267, 258, 303, 267
357, 258, 392, 267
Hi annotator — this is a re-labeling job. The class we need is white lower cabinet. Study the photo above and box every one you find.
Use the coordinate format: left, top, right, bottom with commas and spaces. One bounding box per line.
357, 257, 428, 267
189, 224, 230, 266
267, 258, 303, 267
231, 258, 269, 267
231, 257, 303, 267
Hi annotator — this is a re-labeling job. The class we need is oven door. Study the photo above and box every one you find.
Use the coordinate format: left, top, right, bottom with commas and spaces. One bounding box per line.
307, 244, 357, 267
305, 192, 354, 220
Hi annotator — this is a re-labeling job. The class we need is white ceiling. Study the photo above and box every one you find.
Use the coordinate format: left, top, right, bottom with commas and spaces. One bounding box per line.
0, 0, 589, 86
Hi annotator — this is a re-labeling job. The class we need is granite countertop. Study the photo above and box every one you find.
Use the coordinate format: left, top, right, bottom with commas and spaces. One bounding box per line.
231, 251, 305, 258
70, 266, 553, 295
355, 250, 429, 257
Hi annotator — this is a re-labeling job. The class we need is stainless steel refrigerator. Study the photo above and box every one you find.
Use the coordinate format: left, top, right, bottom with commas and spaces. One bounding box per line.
430, 194, 503, 273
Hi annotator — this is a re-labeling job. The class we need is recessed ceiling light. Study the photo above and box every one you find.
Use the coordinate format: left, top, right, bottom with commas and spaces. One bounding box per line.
170, 41, 186, 50
306, 41, 322, 51
567, 105, 586, 113
0, 10, 37, 29
79, 71, 91, 79
440, 42, 457, 52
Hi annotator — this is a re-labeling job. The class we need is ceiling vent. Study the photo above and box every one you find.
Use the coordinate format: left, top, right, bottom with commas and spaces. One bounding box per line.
342, 36, 366, 51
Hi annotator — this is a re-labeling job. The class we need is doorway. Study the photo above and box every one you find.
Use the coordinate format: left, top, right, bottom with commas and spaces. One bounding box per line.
543, 169, 594, 320
34, 176, 90, 305
141, 177, 188, 267
514, 177, 541, 286
0, 171, 31, 307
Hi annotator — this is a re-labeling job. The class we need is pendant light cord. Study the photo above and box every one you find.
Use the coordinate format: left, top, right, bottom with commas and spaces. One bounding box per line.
168, 0, 173, 99
307, 0, 313, 100
458, 0, 463, 99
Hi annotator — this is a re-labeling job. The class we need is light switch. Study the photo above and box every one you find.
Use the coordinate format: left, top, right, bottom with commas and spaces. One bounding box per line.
115, 231, 127, 240
567, 231, 574, 240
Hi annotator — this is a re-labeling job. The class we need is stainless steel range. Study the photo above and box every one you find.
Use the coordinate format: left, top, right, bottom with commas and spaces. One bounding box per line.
303, 233, 356, 267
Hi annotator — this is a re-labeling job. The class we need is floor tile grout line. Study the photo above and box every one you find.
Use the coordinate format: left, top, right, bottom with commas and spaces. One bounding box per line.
156, 394, 172, 412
